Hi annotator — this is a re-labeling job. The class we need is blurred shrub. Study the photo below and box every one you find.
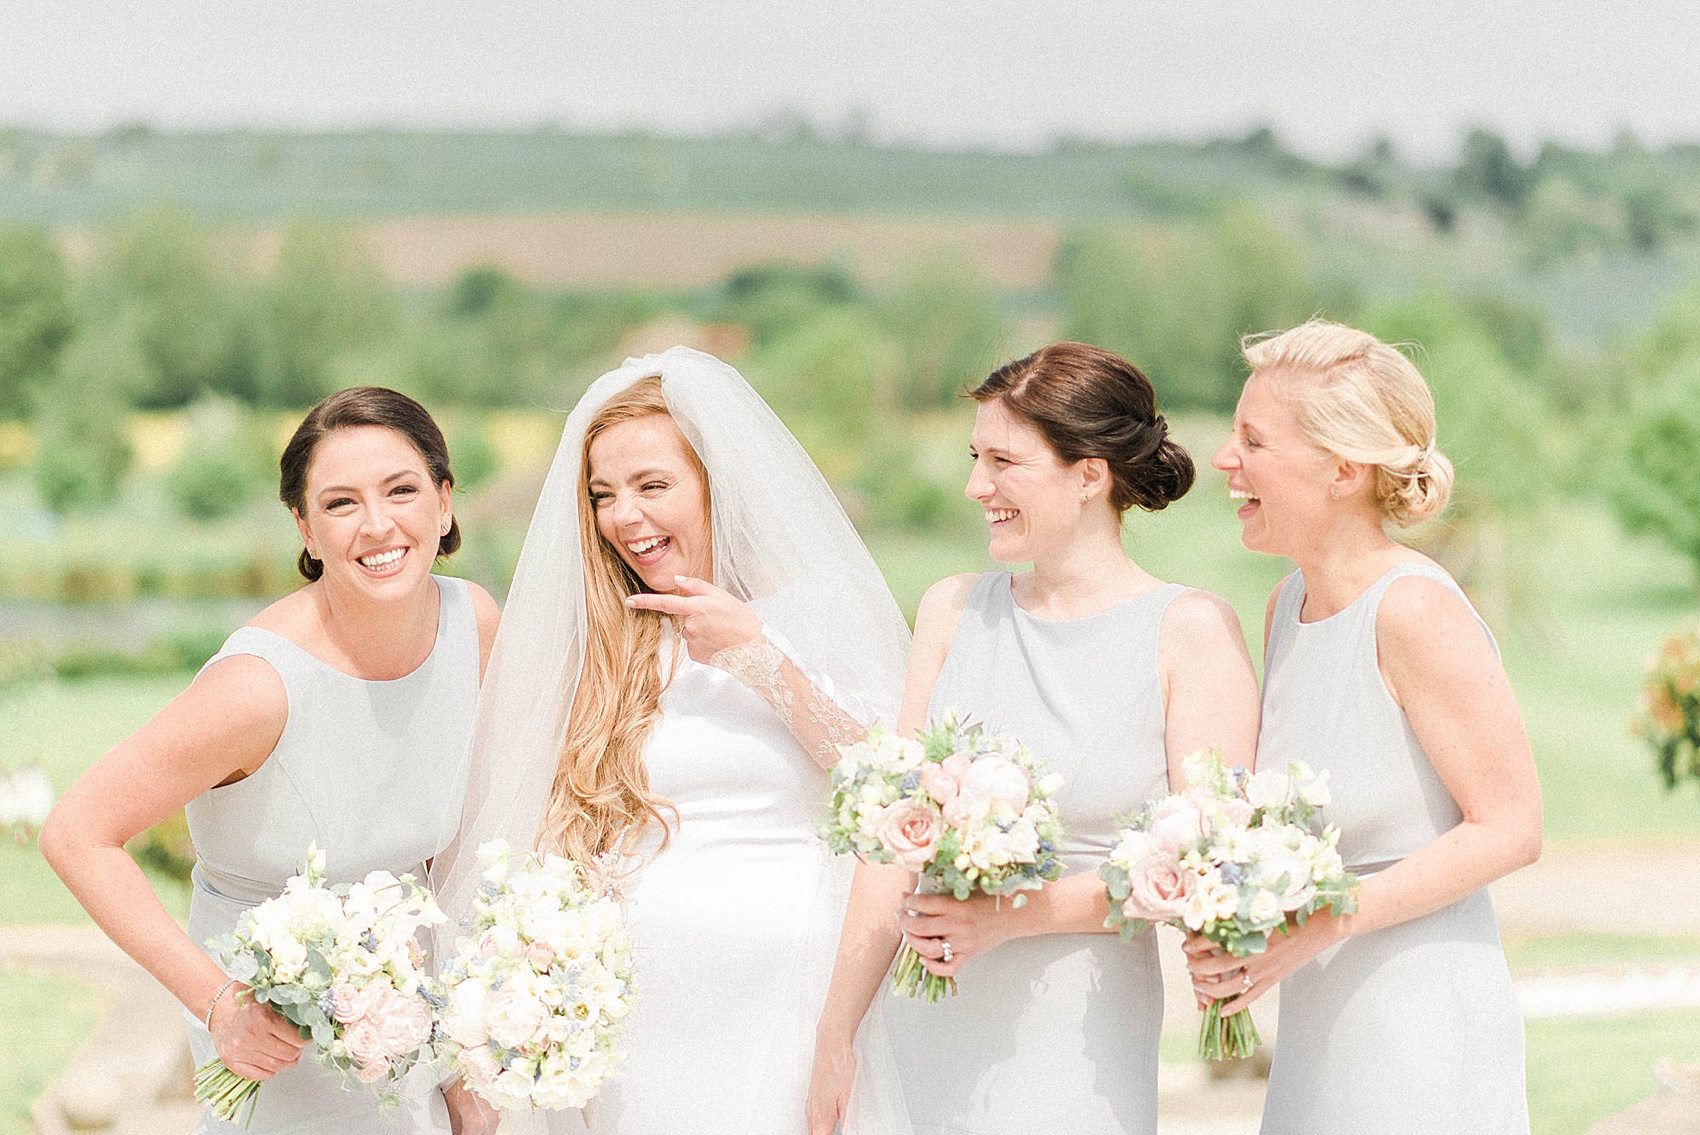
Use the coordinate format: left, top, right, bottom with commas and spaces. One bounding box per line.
447, 416, 498, 490
721, 261, 858, 348
1608, 359, 1700, 582
1057, 207, 1324, 412
247, 220, 400, 407
743, 306, 898, 445
127, 808, 195, 882
0, 224, 74, 419
880, 251, 1007, 411
34, 328, 136, 513
166, 398, 271, 521
85, 206, 245, 409
53, 627, 228, 680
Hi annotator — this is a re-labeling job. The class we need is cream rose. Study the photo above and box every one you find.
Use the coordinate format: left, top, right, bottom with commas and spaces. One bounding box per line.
956, 756, 1031, 816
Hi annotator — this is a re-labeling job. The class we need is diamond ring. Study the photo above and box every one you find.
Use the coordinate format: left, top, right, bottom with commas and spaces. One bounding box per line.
941, 941, 954, 963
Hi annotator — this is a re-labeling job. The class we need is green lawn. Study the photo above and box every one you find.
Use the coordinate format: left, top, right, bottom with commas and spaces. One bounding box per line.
3, 674, 194, 925
1504, 931, 1700, 972
0, 965, 107, 1135
1527, 1010, 1700, 1135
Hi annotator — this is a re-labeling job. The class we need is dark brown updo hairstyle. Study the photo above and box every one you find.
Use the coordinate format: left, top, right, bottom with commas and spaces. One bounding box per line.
970, 341, 1194, 514
279, 387, 461, 581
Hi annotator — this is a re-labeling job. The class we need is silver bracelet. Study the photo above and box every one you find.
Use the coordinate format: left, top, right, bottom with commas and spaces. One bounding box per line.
204, 977, 239, 1032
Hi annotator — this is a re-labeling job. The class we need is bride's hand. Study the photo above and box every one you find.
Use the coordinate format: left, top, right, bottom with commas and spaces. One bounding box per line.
901, 891, 1033, 977
627, 575, 763, 663
208, 984, 307, 1080
806, 1032, 856, 1135
443, 1077, 499, 1135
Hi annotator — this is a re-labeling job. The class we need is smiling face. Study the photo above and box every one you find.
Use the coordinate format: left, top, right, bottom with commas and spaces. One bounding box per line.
587, 414, 712, 593
1211, 369, 1338, 556
965, 397, 1087, 564
294, 425, 452, 598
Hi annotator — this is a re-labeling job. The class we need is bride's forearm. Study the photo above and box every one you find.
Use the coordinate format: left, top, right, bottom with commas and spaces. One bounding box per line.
816, 860, 909, 1047
709, 636, 865, 769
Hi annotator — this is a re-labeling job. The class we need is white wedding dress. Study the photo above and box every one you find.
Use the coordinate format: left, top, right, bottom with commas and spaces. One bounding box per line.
545, 625, 852, 1134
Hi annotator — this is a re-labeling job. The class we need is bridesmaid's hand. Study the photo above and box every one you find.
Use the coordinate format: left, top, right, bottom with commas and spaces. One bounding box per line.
901, 892, 1034, 978
806, 1032, 856, 1135
1182, 914, 1345, 1016
444, 1077, 499, 1135
209, 984, 307, 1080
626, 575, 763, 663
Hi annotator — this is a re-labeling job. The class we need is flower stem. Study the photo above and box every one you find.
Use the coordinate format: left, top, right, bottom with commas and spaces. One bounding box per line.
888, 944, 957, 1002
1197, 998, 1261, 1061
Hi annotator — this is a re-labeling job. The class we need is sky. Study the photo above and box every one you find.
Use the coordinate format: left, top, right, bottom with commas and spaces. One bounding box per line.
7, 1, 1700, 161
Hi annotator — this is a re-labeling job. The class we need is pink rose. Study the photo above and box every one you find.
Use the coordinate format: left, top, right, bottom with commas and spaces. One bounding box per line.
373, 988, 433, 1060
1219, 797, 1254, 827
919, 752, 972, 805
343, 1017, 386, 1069
526, 941, 556, 970
956, 756, 1031, 815
1149, 798, 1207, 852
353, 1054, 392, 1084
874, 799, 944, 870
1116, 832, 1195, 921
328, 981, 364, 1025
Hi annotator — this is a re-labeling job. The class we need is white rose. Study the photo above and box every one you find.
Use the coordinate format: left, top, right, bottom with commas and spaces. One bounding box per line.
1245, 768, 1292, 811
1247, 888, 1283, 929
487, 984, 549, 1050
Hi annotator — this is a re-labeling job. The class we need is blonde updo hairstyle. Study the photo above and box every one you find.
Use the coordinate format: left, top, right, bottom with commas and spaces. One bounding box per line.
1242, 319, 1454, 527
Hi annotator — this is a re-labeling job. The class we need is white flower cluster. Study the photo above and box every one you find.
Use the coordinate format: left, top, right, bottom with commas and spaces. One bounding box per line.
0, 764, 53, 842
1102, 749, 1352, 948
826, 713, 1065, 1001
198, 845, 447, 1122
440, 840, 635, 1112
827, 713, 1063, 899
1100, 749, 1356, 1061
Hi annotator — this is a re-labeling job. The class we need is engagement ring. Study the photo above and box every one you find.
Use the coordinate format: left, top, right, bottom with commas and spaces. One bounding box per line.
941, 941, 954, 963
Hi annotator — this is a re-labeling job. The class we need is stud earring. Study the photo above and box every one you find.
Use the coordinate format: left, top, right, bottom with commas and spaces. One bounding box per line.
1330, 486, 1340, 501
1079, 492, 1089, 503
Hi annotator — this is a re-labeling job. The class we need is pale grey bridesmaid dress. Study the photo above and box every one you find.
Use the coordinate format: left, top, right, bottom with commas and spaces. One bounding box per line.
882, 571, 1182, 1135
183, 575, 479, 1135
1257, 563, 1528, 1134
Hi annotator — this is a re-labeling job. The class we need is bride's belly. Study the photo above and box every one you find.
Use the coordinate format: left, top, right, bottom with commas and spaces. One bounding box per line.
624, 818, 842, 954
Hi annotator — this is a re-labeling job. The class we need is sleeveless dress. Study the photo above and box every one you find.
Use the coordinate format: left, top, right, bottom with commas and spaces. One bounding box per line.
881, 571, 1183, 1135
549, 623, 854, 1135
1257, 563, 1528, 1135
183, 575, 480, 1135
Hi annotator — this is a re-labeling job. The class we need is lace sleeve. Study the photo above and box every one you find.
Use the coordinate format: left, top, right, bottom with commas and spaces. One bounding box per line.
709, 633, 866, 769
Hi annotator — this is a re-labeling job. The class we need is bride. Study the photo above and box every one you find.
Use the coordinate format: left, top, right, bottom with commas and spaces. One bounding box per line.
433, 347, 910, 1133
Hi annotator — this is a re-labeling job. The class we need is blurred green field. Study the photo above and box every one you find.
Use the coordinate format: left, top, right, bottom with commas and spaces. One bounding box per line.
0, 965, 107, 1135
1527, 1011, 1700, 1135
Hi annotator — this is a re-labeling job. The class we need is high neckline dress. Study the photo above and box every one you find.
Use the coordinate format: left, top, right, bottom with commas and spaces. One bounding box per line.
880, 570, 1186, 1135
1256, 562, 1528, 1134
184, 575, 479, 1135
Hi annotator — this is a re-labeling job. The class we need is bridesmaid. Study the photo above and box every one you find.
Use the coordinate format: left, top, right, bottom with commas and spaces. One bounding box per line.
41, 388, 500, 1134
809, 342, 1261, 1135
1188, 319, 1541, 1133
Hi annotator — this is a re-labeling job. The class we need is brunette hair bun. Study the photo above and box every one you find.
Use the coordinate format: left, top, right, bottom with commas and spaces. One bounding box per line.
971, 341, 1194, 514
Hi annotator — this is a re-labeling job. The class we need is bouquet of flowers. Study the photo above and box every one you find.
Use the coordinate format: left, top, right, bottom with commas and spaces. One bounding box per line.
826, 712, 1064, 1002
438, 839, 635, 1111
1632, 621, 1700, 791
0, 763, 53, 843
1100, 748, 1357, 1060
195, 845, 446, 1126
